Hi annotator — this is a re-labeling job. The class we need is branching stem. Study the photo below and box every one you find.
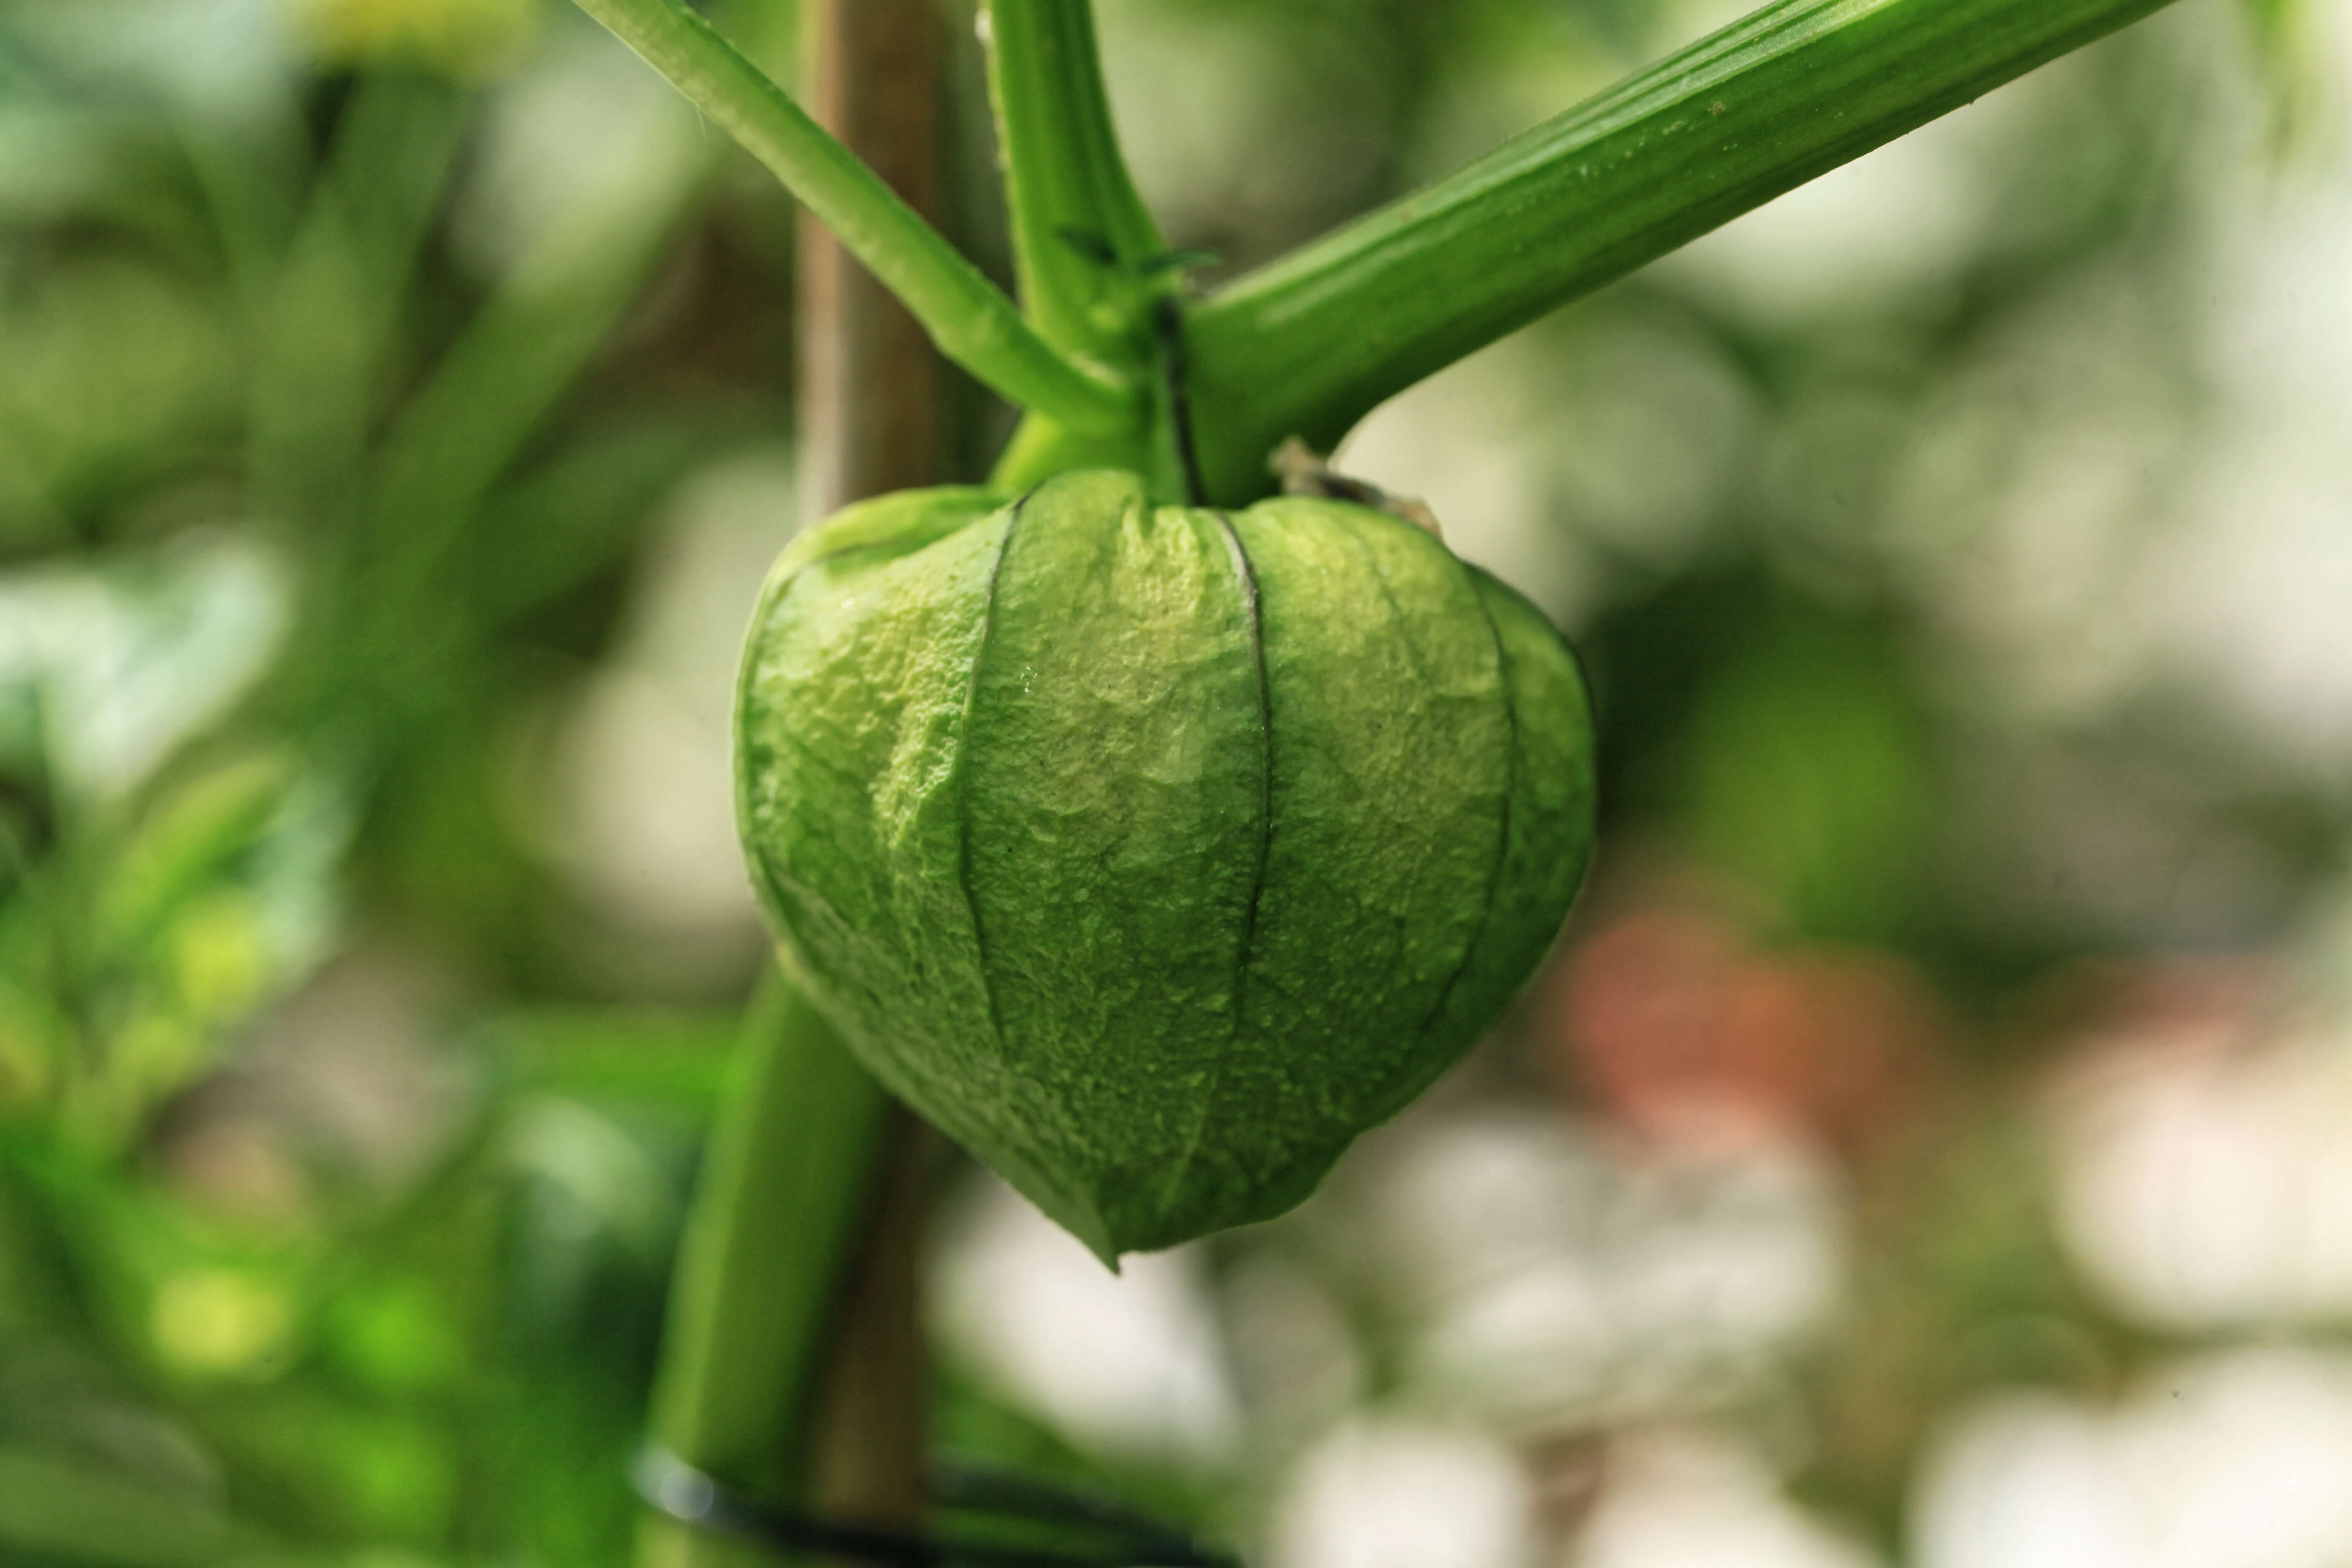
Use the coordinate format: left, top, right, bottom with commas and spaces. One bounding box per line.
982, 0, 1166, 364
574, 0, 1137, 433
1180, 0, 2180, 500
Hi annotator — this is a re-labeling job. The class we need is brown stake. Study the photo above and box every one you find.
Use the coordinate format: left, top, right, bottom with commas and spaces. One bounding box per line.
806, 1105, 931, 1538
799, 0, 943, 516
796, 0, 942, 1546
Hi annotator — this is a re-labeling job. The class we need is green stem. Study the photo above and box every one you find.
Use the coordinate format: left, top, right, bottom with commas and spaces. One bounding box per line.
573, 0, 1137, 433
982, 0, 1166, 363
1180, 0, 2181, 502
637, 971, 893, 1568
980, 0, 1205, 498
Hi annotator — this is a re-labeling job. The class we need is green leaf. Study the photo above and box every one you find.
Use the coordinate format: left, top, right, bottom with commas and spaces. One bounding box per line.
464, 414, 733, 627
99, 754, 294, 955
249, 72, 470, 517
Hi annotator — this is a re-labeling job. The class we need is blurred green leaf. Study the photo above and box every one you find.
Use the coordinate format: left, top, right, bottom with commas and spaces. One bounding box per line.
101, 755, 294, 954
0, 1445, 265, 1567
318, 1277, 463, 1395
250, 72, 472, 518
464, 413, 739, 630
2237, 0, 2319, 152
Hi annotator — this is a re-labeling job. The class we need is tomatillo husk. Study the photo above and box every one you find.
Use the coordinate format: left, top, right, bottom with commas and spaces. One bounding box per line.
735, 469, 1595, 1261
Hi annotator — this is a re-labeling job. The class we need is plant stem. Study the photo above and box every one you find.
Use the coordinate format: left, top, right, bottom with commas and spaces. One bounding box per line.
979, 0, 1207, 499
637, 976, 895, 1568
640, 3, 945, 1560
1179, 0, 2181, 502
981, 0, 1166, 364
573, 0, 1138, 434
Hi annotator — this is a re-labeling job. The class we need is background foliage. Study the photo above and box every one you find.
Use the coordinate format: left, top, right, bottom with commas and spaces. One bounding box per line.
3, 0, 2349, 1564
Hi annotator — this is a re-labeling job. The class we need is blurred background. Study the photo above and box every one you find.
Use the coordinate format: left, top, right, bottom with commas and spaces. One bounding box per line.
3, 0, 2350, 1563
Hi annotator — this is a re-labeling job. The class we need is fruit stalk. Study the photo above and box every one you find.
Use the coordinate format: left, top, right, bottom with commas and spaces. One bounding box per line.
981, 0, 1166, 365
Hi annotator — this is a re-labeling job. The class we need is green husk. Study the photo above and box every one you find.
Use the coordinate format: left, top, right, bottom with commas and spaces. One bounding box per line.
735, 471, 1596, 1260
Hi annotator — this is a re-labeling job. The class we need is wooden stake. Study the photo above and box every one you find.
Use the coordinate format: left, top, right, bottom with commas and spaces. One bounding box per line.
796, 0, 941, 1542
798, 0, 943, 516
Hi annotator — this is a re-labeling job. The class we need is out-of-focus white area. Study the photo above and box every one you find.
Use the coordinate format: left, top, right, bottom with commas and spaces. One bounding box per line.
1267, 1419, 1536, 1568
940, 4, 2352, 1565
9, 0, 290, 125
1337, 321, 1752, 629
538, 448, 797, 990
1914, 1350, 2352, 1568
1661, 92, 2000, 332
930, 1173, 1240, 1464
1330, 1112, 1844, 1431
1339, 0, 2352, 811
0, 533, 289, 802
2050, 985, 2352, 1333
934, 1106, 1843, 1556
1571, 1434, 1880, 1568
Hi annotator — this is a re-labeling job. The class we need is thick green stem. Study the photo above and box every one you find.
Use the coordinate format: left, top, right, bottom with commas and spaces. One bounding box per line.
573, 0, 1137, 433
980, 0, 1204, 498
637, 974, 893, 1568
1178, 0, 2182, 502
641, 3, 944, 1560
982, 0, 1166, 363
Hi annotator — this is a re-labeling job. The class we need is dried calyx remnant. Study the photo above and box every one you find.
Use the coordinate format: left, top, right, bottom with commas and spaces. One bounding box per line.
1270, 436, 1442, 537
735, 468, 1596, 1262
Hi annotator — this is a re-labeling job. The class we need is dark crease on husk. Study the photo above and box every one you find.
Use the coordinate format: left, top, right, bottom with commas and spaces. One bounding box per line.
1415, 565, 1519, 1059
953, 491, 1030, 1057
1140, 512, 1274, 1238
1216, 511, 1277, 1011
1336, 518, 1501, 1049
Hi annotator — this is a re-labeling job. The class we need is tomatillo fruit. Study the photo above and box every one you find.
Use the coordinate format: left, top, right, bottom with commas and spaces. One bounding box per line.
735, 469, 1596, 1261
